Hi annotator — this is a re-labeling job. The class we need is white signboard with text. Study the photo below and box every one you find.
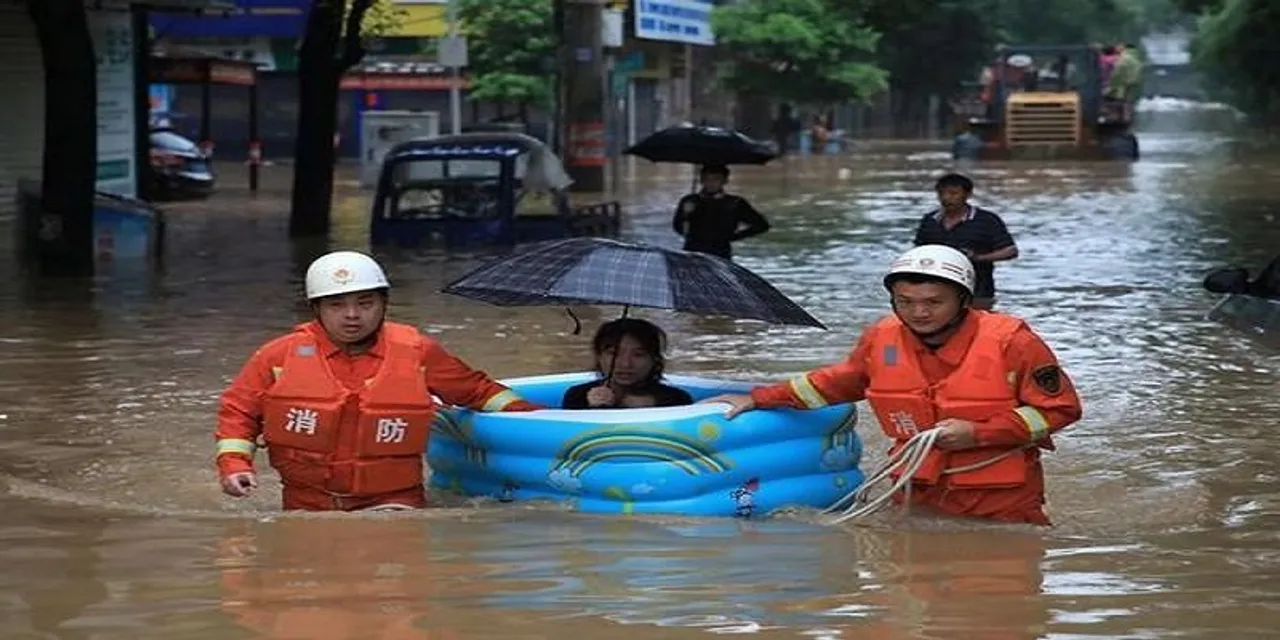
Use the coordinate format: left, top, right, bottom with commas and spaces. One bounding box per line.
634, 0, 715, 47
89, 11, 137, 198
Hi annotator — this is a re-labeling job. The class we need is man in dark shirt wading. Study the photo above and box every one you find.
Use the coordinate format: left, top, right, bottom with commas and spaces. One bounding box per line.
672, 164, 771, 260
913, 173, 1018, 309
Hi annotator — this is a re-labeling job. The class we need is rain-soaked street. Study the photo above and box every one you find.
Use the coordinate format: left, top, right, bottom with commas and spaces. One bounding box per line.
1, 101, 1278, 639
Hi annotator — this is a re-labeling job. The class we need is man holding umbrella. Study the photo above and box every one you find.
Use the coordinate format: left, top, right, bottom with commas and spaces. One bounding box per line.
672, 164, 771, 261
623, 124, 777, 261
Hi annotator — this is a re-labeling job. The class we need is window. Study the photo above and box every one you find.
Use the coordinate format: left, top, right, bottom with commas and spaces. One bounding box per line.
392, 158, 505, 185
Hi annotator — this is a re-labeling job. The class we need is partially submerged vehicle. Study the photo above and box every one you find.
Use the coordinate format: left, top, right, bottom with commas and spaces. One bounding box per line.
1203, 258, 1280, 349
1207, 295, 1280, 350
370, 132, 621, 247
148, 128, 215, 201
951, 45, 1139, 161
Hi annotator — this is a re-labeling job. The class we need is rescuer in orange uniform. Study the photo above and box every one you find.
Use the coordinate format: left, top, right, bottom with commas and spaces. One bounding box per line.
707, 245, 1083, 525
214, 250, 540, 511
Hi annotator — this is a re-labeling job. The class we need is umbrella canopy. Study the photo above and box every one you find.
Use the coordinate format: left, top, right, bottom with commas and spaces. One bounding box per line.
624, 125, 778, 166
442, 237, 826, 329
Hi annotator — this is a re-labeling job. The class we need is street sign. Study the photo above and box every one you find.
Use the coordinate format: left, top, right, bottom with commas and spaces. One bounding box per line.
438, 35, 468, 68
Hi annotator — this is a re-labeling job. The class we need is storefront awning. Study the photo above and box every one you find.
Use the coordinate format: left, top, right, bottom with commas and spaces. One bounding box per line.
94, 0, 237, 9
150, 55, 259, 86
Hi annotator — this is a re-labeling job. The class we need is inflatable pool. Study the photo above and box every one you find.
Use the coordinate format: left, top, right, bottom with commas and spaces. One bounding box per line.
426, 372, 865, 517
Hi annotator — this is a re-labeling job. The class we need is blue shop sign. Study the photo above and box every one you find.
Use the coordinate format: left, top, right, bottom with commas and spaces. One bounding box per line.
149, 0, 309, 38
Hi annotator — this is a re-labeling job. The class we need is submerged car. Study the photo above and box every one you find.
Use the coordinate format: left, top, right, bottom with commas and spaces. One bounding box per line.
147, 128, 215, 201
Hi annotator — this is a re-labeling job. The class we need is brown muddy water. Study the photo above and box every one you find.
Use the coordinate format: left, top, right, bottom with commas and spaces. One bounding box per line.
1, 105, 1278, 639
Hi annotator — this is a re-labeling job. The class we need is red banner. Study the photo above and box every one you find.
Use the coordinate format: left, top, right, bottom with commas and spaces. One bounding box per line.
567, 122, 606, 167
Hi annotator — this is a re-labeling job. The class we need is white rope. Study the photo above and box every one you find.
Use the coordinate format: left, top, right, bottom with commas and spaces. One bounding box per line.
824, 430, 1030, 525
824, 429, 943, 524
363, 503, 418, 512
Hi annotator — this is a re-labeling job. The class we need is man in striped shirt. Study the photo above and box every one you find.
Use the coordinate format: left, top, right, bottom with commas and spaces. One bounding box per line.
913, 173, 1018, 309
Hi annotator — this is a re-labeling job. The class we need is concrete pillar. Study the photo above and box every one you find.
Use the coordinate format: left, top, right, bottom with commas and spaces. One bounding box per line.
673, 43, 691, 124
561, 0, 606, 193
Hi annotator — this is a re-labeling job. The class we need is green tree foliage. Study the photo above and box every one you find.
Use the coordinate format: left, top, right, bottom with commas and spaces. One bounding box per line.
710, 0, 888, 105
834, 0, 1149, 112
1185, 0, 1280, 125
1174, 0, 1218, 12
712, 0, 1179, 112
847, 0, 1003, 115
1123, 0, 1189, 31
361, 0, 408, 37
457, 0, 556, 112
996, 0, 1142, 45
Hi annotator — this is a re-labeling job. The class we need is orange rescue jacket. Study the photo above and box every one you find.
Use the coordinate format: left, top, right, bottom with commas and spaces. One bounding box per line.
863, 313, 1038, 489
261, 321, 435, 497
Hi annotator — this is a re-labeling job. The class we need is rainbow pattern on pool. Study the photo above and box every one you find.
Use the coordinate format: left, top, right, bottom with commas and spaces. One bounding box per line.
426, 373, 866, 517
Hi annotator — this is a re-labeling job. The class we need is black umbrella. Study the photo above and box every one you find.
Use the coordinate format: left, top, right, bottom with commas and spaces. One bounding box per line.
624, 124, 778, 166
441, 237, 826, 329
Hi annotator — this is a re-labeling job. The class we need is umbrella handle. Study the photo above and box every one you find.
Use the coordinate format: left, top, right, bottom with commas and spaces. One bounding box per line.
602, 305, 631, 387
565, 307, 582, 335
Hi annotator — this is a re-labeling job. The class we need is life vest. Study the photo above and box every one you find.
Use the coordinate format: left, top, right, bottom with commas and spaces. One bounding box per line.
863, 312, 1034, 489
261, 322, 434, 497
1100, 54, 1119, 85
1005, 65, 1026, 89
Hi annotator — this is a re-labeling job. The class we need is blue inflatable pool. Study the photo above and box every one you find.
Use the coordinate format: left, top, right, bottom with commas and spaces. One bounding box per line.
426, 372, 865, 517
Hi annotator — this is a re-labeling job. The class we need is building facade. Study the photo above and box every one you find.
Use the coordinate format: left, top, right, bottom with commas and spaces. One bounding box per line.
148, 0, 466, 159
0, 1, 46, 223
146, 0, 720, 160
611, 0, 719, 147
0, 0, 212, 223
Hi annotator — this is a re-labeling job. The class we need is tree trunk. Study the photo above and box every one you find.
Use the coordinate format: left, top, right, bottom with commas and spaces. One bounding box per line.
890, 85, 927, 138
26, 0, 97, 276
733, 92, 772, 140
288, 0, 372, 239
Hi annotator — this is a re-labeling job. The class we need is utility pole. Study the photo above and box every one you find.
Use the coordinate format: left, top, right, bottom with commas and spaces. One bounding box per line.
560, 0, 606, 192
551, 0, 565, 155
601, 5, 624, 195
445, 0, 463, 134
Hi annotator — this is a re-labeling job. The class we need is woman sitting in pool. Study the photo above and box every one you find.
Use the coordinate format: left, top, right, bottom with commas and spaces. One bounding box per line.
561, 318, 694, 409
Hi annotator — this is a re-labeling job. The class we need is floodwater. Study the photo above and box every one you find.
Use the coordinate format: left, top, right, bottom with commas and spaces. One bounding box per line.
2, 102, 1279, 639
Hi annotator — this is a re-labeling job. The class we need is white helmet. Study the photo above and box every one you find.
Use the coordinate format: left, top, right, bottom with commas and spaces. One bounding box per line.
304, 251, 390, 300
1006, 54, 1033, 69
884, 245, 975, 296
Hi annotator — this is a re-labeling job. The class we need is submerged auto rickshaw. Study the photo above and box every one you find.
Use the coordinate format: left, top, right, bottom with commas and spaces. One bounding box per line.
370, 132, 621, 247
